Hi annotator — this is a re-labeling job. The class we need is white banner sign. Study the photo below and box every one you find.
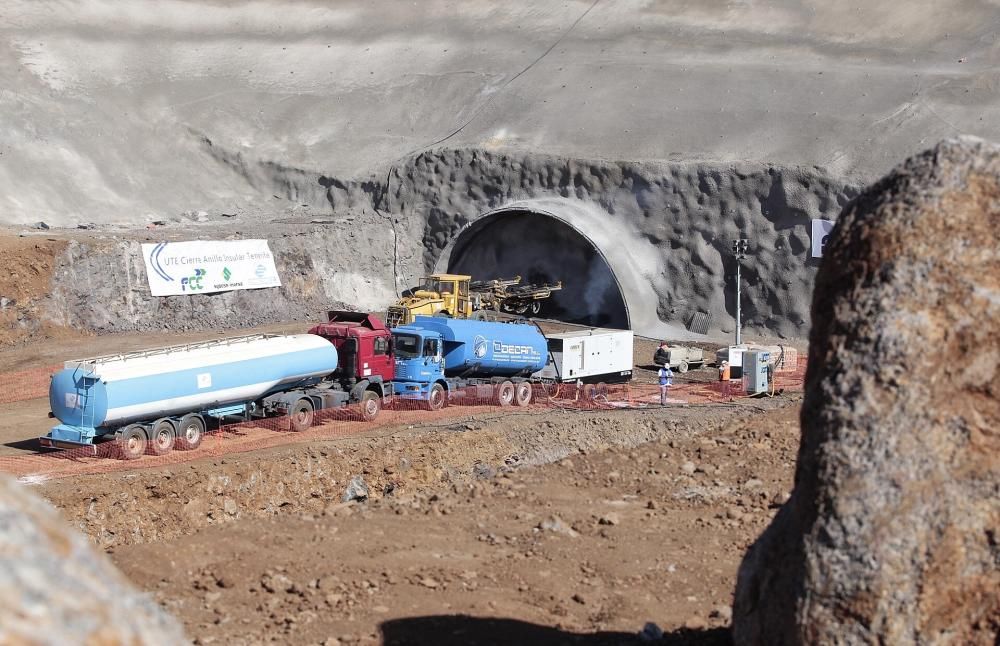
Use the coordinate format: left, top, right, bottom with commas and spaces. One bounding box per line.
141, 240, 281, 296
811, 219, 835, 258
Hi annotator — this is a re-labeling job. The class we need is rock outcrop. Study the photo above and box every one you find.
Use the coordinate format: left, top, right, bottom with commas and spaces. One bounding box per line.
0, 475, 185, 643
733, 137, 1000, 644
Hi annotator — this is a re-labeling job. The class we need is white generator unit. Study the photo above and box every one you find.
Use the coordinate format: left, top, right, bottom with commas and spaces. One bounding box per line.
535, 329, 634, 383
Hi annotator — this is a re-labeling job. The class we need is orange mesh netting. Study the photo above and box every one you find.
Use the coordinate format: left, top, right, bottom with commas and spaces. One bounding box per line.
0, 360, 806, 480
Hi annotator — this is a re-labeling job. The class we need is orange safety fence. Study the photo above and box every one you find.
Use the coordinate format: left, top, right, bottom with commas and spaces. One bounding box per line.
0, 360, 807, 481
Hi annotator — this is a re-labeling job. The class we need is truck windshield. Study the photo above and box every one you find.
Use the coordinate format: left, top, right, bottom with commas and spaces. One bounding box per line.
393, 334, 421, 359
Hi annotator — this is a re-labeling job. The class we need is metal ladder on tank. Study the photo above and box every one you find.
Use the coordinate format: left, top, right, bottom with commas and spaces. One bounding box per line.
72, 364, 99, 455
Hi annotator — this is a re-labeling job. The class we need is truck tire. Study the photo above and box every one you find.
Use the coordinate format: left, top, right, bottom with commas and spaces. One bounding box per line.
496, 380, 515, 407
175, 414, 205, 451
514, 382, 532, 407
361, 390, 382, 421
115, 425, 147, 460
427, 383, 447, 411
529, 301, 542, 315
289, 398, 315, 432
678, 361, 689, 373
149, 418, 176, 456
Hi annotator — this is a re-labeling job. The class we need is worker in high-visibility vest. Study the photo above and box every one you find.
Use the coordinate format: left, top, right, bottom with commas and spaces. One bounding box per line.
658, 364, 673, 405
719, 360, 732, 399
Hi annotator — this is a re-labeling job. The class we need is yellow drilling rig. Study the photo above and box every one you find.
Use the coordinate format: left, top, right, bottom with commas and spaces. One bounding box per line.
385, 274, 563, 327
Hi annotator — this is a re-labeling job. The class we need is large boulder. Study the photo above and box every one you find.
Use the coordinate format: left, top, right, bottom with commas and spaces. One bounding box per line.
0, 475, 185, 643
733, 137, 1000, 644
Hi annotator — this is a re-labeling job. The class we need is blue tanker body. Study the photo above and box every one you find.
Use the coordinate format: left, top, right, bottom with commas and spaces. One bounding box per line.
43, 334, 344, 458
390, 316, 547, 409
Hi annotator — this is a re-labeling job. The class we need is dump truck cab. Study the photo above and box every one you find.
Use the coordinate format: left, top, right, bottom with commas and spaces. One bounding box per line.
385, 274, 472, 327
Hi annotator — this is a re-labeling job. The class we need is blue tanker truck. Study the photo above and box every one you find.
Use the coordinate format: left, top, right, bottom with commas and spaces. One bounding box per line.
390, 315, 548, 409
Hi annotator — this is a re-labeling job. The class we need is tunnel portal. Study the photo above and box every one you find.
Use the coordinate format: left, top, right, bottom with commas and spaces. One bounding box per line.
447, 209, 630, 329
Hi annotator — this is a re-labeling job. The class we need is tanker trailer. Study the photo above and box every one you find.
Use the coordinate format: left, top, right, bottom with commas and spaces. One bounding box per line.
42, 333, 372, 459
391, 315, 547, 409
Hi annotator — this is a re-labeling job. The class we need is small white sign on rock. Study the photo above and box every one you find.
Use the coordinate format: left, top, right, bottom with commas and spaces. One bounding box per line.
811, 219, 835, 258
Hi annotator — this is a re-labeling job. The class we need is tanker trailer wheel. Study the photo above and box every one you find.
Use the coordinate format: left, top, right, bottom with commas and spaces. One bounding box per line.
427, 383, 447, 411
290, 398, 315, 432
514, 382, 533, 407
361, 390, 382, 421
175, 414, 205, 451
115, 425, 148, 460
495, 380, 515, 407
149, 418, 176, 456
677, 361, 689, 374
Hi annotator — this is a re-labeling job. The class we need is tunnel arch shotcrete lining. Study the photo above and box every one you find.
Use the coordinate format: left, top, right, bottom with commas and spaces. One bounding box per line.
445, 207, 630, 329
435, 199, 692, 339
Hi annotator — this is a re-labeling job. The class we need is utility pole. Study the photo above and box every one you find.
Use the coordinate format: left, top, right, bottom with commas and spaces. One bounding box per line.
732, 238, 749, 346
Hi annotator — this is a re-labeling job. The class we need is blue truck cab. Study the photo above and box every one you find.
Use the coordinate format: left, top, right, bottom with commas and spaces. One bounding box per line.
391, 326, 448, 405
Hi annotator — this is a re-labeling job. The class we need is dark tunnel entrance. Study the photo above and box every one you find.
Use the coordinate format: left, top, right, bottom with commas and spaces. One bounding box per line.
447, 210, 630, 329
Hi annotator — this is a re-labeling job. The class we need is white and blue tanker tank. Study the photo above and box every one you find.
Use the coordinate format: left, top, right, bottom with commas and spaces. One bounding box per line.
43, 334, 339, 449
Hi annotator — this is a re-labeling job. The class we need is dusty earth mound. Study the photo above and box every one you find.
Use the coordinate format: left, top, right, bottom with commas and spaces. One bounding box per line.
0, 475, 185, 643
733, 138, 1000, 644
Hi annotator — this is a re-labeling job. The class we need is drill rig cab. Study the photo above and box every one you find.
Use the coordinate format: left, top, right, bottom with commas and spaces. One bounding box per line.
386, 274, 472, 327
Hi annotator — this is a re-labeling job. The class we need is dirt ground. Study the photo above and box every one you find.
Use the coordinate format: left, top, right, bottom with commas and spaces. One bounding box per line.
34, 393, 800, 645
1, 305, 803, 644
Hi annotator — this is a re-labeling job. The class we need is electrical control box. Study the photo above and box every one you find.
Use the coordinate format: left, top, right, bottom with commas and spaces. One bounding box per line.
742, 350, 770, 395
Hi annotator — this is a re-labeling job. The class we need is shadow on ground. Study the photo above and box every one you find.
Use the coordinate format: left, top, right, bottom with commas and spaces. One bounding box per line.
380, 615, 731, 645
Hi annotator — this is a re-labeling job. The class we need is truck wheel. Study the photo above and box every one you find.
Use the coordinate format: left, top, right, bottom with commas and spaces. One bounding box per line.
175, 414, 205, 450
427, 383, 447, 411
496, 380, 515, 407
529, 301, 542, 315
361, 390, 382, 421
149, 418, 176, 456
115, 425, 147, 460
290, 398, 315, 432
514, 382, 532, 406
678, 361, 689, 373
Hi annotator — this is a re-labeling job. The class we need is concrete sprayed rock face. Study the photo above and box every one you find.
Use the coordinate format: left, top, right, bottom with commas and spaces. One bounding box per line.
733, 138, 1000, 644
44, 147, 855, 340
0, 475, 185, 643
